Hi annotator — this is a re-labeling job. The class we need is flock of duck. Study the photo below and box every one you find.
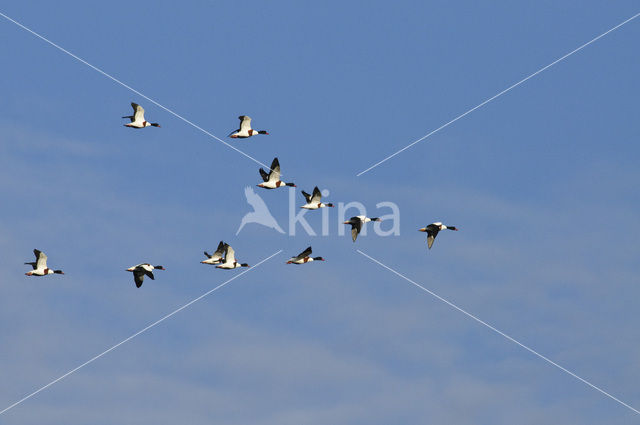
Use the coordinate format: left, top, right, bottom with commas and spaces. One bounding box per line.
24, 103, 459, 287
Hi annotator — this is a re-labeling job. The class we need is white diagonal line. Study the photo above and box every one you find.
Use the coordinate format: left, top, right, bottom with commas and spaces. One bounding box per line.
0, 250, 282, 416
0, 11, 271, 170
356, 12, 640, 176
356, 249, 640, 415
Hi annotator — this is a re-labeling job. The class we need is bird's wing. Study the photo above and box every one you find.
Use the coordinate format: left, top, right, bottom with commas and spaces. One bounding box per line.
269, 157, 281, 181
35, 249, 47, 269
144, 270, 155, 280
133, 271, 145, 287
213, 241, 226, 258
427, 234, 436, 249
426, 225, 440, 249
204, 251, 212, 259
225, 245, 236, 263
351, 224, 361, 242
310, 186, 322, 203
132, 103, 145, 122
209, 244, 224, 261
239, 115, 252, 131
301, 190, 312, 203
349, 219, 362, 242
24, 262, 37, 270
295, 246, 312, 261
259, 168, 270, 182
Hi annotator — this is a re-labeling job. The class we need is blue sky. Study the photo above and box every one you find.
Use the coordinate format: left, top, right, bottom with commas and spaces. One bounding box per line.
1, 1, 639, 423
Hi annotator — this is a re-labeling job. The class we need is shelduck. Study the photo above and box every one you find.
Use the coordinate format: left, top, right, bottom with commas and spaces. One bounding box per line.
126, 263, 165, 288
286, 246, 325, 264
301, 186, 334, 209
201, 241, 226, 265
257, 157, 295, 189
343, 216, 381, 242
24, 249, 64, 276
122, 102, 160, 128
216, 244, 249, 269
229, 115, 268, 138
419, 222, 459, 249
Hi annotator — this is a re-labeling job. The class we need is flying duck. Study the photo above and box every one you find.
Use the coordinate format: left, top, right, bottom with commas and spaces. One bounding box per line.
229, 115, 268, 138
419, 222, 459, 249
286, 246, 325, 264
126, 263, 165, 288
257, 157, 296, 189
216, 244, 249, 269
201, 241, 226, 265
343, 216, 381, 242
24, 249, 64, 276
122, 102, 160, 128
301, 186, 334, 209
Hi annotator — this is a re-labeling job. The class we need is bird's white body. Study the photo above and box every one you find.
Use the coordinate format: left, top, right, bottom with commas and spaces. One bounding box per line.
301, 203, 329, 210
201, 257, 223, 265
27, 267, 57, 276
128, 120, 152, 128
216, 262, 244, 269
260, 180, 281, 189
127, 263, 156, 273
288, 257, 319, 264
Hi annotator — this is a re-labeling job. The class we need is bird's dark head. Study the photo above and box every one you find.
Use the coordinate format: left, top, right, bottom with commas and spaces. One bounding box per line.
326, 203, 334, 207
151, 123, 161, 127
54, 270, 64, 275
154, 265, 165, 270
313, 257, 325, 261
240, 263, 250, 268
448, 226, 459, 231
371, 217, 381, 222
258, 130, 269, 135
